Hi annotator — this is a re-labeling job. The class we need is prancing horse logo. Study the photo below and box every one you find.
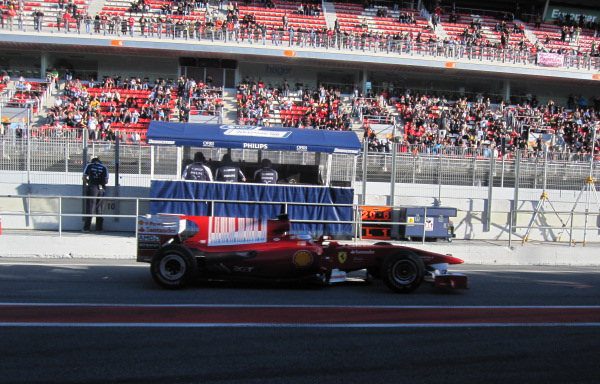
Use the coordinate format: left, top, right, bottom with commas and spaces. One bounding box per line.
338, 251, 348, 264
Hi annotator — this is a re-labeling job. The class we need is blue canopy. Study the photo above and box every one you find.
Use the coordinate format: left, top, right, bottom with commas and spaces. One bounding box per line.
147, 122, 361, 155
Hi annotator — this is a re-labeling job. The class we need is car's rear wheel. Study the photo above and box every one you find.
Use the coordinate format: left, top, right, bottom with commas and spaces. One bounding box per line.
381, 253, 425, 293
151, 244, 197, 289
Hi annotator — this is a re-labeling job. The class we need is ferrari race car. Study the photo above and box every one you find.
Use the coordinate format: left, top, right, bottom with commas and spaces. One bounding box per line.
137, 214, 468, 293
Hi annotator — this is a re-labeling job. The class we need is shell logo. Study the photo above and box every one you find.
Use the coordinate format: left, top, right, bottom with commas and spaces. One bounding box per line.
111, 40, 124, 47
593, 74, 600, 80
445, 62, 456, 68
293, 250, 313, 268
283, 50, 296, 57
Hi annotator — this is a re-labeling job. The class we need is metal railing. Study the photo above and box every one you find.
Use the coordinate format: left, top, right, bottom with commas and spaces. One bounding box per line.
1, 136, 598, 191
1, 24, 599, 71
0, 193, 598, 245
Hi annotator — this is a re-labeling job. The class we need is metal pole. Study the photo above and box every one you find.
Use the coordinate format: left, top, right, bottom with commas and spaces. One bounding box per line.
26, 112, 31, 192
390, 125, 398, 207
138, 143, 142, 175
437, 151, 442, 204
82, 129, 88, 224
422, 206, 427, 244
583, 125, 597, 245
135, 198, 139, 239
485, 156, 494, 232
150, 145, 155, 180
115, 134, 121, 223
512, 149, 520, 232
64, 142, 69, 172
472, 156, 477, 186
500, 155, 505, 188
58, 196, 62, 237
508, 210, 512, 247
361, 140, 368, 205
542, 147, 548, 191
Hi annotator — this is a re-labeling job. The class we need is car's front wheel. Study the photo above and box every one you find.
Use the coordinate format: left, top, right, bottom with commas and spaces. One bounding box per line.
381, 253, 425, 293
151, 244, 197, 289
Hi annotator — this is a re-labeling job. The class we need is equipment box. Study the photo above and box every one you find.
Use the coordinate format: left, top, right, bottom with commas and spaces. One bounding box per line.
400, 207, 457, 241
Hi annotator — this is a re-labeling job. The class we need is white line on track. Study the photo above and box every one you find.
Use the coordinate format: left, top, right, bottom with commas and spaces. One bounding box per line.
2, 302, 600, 309
2, 322, 600, 328
0, 262, 145, 268
1, 262, 599, 274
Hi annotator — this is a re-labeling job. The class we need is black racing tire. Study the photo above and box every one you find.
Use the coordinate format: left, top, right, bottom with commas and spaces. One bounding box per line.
151, 244, 198, 289
381, 252, 425, 293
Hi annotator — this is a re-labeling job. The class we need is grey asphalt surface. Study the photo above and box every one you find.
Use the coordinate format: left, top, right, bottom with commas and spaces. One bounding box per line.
1, 260, 600, 383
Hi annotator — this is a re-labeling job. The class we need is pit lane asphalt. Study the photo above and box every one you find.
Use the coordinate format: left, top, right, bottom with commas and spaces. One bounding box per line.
1, 259, 600, 384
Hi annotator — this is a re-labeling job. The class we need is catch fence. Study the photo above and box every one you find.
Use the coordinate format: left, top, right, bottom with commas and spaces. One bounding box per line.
0, 136, 598, 192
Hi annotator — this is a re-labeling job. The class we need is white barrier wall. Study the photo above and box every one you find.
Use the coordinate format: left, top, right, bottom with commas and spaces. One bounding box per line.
1, 172, 599, 243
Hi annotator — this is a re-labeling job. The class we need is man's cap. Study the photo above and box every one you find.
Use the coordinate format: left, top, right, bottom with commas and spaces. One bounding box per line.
90, 156, 100, 163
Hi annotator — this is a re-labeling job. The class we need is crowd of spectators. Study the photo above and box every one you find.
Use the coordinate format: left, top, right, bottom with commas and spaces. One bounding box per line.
3, 0, 599, 69
175, 75, 223, 122
42, 75, 177, 141
362, 90, 600, 159
552, 12, 600, 38
236, 78, 351, 130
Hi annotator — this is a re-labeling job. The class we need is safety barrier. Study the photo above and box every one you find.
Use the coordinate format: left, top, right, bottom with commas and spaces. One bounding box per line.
0, 193, 598, 245
1, 27, 599, 72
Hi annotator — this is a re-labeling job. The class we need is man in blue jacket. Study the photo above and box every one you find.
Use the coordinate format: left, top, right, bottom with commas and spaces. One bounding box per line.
82, 157, 109, 232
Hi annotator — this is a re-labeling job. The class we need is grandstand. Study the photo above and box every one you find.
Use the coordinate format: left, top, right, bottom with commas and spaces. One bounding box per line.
0, 0, 599, 243
0, 0, 598, 153
0, 0, 597, 152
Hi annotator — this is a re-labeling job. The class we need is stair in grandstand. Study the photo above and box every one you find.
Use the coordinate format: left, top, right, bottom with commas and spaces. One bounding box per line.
321, 0, 337, 30
221, 90, 238, 125
521, 22, 540, 47
86, 0, 107, 15
354, 4, 435, 42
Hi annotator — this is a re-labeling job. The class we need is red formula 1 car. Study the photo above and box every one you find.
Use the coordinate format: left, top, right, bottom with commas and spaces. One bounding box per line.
137, 214, 468, 293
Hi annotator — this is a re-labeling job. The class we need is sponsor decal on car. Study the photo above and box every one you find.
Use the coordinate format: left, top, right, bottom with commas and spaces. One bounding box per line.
350, 250, 375, 255
137, 216, 184, 235
293, 250, 314, 268
337, 251, 348, 264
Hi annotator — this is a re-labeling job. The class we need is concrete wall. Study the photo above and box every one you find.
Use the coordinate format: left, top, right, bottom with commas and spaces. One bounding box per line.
361, 182, 600, 243
0, 175, 149, 232
1, 172, 599, 243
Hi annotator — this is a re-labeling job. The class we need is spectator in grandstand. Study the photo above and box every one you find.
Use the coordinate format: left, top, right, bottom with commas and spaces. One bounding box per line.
215, 153, 246, 182
82, 156, 109, 232
182, 151, 213, 181
254, 158, 278, 184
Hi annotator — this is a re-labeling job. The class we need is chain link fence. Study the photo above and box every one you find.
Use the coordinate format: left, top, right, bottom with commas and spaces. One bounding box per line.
1, 136, 598, 193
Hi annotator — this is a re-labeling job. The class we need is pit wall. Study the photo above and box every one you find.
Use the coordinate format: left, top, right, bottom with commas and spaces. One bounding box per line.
1, 173, 598, 243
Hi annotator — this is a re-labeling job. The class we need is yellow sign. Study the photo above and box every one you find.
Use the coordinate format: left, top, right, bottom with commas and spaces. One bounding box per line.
338, 251, 348, 264
407, 217, 415, 224
293, 250, 313, 268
